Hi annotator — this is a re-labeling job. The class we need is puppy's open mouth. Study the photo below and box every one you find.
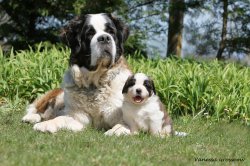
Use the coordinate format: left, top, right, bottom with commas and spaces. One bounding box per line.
133, 96, 144, 103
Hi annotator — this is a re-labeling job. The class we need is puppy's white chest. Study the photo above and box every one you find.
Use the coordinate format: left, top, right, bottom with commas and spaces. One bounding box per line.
134, 109, 151, 131
122, 101, 163, 132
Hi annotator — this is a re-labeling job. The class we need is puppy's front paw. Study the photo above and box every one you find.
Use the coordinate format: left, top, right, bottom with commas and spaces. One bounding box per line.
104, 124, 131, 136
174, 131, 188, 137
33, 121, 58, 133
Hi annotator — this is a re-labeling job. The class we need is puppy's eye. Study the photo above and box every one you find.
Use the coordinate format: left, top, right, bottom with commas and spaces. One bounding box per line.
144, 80, 151, 88
126, 78, 136, 88
128, 79, 135, 86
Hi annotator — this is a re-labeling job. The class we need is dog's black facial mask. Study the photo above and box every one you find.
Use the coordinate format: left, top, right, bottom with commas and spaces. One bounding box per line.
60, 13, 129, 70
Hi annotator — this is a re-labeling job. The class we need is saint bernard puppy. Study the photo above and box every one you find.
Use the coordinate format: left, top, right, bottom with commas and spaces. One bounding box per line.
111, 73, 187, 137
22, 13, 132, 135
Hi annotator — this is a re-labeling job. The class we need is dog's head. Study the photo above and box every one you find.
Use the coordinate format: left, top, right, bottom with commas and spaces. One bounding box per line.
122, 73, 156, 105
61, 13, 129, 70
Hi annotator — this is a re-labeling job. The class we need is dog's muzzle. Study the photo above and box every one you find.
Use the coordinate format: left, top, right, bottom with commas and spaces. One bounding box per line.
97, 34, 114, 58
90, 33, 116, 70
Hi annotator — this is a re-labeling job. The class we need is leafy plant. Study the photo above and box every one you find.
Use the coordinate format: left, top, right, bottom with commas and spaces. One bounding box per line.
1, 44, 249, 125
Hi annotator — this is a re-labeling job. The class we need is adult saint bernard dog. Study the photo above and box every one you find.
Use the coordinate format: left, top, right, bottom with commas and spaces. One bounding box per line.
22, 13, 132, 135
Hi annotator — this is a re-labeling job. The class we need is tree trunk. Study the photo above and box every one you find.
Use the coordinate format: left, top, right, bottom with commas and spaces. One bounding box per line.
167, 0, 184, 57
216, 0, 228, 60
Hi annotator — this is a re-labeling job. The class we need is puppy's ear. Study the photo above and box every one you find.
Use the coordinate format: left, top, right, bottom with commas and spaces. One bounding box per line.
149, 79, 156, 95
122, 75, 134, 94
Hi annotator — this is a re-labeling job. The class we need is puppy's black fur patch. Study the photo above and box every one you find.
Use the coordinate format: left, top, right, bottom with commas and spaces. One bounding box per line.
122, 75, 135, 94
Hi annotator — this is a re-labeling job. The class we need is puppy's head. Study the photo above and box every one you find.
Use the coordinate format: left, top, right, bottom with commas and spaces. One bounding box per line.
61, 13, 129, 71
122, 73, 156, 105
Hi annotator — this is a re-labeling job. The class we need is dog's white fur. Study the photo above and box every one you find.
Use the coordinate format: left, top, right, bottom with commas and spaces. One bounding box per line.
22, 104, 41, 123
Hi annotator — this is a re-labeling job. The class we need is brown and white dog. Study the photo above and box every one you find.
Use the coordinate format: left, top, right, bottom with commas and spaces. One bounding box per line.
22, 13, 132, 135
109, 73, 187, 137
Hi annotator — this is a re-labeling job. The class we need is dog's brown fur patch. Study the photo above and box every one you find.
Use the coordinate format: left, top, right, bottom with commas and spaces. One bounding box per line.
34, 88, 63, 113
159, 100, 173, 135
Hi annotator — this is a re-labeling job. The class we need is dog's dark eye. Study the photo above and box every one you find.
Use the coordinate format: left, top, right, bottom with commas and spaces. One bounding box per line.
87, 31, 95, 37
106, 28, 116, 36
86, 29, 95, 38
108, 30, 115, 36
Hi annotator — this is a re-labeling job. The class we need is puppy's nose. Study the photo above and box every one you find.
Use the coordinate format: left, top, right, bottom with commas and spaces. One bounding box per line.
136, 88, 142, 94
97, 34, 111, 44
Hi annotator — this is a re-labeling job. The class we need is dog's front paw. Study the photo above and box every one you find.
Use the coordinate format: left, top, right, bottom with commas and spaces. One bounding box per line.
66, 120, 84, 132
104, 124, 131, 136
33, 121, 58, 133
71, 65, 84, 88
22, 113, 41, 124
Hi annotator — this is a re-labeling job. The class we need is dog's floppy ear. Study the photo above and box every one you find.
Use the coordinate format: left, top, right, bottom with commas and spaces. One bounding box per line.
60, 15, 85, 53
150, 79, 156, 95
143, 76, 156, 96
60, 15, 87, 66
108, 14, 129, 59
108, 14, 129, 42
122, 75, 135, 94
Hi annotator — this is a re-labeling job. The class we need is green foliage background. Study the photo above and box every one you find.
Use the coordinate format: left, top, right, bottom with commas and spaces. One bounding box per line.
0, 44, 249, 125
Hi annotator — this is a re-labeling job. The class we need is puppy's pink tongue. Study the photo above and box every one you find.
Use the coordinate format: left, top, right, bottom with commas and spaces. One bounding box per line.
133, 96, 143, 103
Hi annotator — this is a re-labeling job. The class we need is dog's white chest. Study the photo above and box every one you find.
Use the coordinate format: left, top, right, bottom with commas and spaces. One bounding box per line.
64, 66, 131, 129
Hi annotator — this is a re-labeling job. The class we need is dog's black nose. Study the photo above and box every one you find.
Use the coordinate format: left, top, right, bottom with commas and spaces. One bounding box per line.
136, 89, 142, 94
97, 34, 111, 44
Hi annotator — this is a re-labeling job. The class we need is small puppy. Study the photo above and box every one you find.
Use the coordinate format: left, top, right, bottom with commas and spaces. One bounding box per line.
122, 73, 173, 137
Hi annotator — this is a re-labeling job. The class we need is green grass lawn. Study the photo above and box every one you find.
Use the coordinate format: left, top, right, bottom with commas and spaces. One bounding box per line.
0, 44, 250, 165
0, 107, 249, 166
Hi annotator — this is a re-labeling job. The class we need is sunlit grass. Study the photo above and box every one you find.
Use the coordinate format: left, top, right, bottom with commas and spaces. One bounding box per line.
0, 108, 249, 166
